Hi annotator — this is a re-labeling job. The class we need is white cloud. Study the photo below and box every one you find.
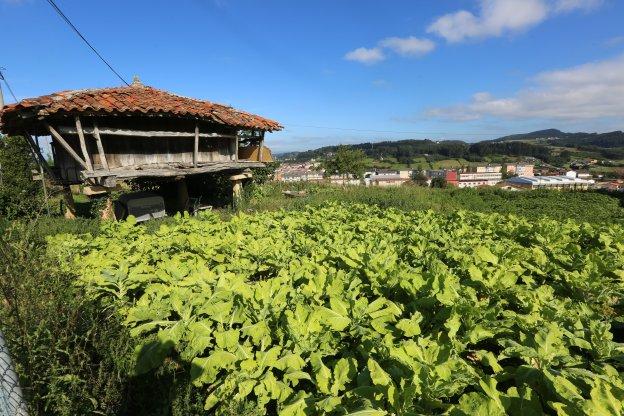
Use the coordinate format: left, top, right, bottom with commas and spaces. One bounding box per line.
428, 0, 603, 43
605, 36, 624, 47
345, 36, 435, 65
344, 47, 385, 65
427, 0, 549, 43
554, 0, 603, 12
426, 54, 624, 121
379, 36, 436, 57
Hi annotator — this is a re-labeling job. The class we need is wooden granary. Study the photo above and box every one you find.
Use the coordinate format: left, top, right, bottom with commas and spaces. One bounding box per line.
0, 77, 282, 215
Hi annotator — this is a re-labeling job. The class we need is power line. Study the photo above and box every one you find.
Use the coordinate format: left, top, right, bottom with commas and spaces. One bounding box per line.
44, 0, 130, 86
0, 68, 18, 103
282, 123, 511, 137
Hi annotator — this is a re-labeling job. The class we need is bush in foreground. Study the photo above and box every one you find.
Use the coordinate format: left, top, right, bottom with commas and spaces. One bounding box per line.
48, 204, 624, 415
0, 221, 215, 415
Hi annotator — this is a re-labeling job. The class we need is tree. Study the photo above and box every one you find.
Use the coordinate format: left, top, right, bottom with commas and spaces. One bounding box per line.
322, 146, 367, 179
411, 166, 428, 186
0, 136, 42, 219
430, 177, 447, 188
251, 162, 281, 184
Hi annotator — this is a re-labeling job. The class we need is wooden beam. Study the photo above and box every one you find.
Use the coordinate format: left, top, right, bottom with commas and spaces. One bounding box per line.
58, 126, 236, 139
92, 124, 109, 171
44, 123, 89, 170
81, 161, 265, 180
193, 124, 199, 168
22, 131, 56, 181
74, 116, 94, 171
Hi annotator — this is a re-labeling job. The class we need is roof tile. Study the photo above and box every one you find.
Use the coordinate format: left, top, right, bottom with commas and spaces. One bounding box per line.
1, 84, 282, 131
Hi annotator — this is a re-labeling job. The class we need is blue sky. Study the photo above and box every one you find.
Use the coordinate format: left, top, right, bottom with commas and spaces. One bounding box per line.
1, 0, 623, 151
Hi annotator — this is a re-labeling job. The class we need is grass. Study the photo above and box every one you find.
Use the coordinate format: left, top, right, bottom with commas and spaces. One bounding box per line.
430, 158, 466, 169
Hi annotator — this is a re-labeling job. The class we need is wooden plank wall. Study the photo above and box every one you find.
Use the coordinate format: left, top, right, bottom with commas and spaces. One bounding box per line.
55, 134, 235, 172
52, 135, 83, 182
101, 136, 233, 168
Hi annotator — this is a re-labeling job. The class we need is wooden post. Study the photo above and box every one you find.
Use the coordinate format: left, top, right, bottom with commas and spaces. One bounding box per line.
22, 131, 56, 179
92, 124, 109, 171
34, 136, 51, 216
62, 185, 76, 219
228, 137, 235, 161
235, 137, 239, 161
193, 124, 199, 168
44, 122, 89, 170
259, 134, 265, 162
175, 178, 190, 213
74, 116, 93, 171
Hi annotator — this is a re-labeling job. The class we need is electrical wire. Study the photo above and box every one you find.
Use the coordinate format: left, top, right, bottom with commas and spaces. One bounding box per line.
43, 0, 130, 86
0, 68, 18, 103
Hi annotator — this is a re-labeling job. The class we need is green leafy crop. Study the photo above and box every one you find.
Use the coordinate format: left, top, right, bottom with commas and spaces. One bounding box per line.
48, 203, 624, 415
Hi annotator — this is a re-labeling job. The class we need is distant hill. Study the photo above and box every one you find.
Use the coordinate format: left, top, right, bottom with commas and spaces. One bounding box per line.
278, 129, 624, 166
494, 129, 566, 141
494, 129, 624, 148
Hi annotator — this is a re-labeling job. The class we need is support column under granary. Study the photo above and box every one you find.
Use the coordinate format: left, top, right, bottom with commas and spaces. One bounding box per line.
174, 177, 190, 213
230, 170, 253, 207
100, 197, 116, 221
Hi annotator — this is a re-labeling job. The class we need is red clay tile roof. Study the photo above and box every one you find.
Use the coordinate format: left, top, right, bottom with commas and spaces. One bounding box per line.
0, 83, 282, 132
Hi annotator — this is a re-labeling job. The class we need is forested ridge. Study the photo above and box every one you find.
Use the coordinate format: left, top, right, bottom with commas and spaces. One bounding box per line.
280, 129, 624, 164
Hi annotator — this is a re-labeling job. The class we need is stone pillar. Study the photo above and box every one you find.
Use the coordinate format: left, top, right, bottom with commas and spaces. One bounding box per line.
229, 171, 253, 208
100, 197, 116, 221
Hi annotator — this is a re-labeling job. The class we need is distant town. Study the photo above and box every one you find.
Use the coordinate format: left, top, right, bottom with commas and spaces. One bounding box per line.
273, 129, 624, 192
275, 160, 620, 191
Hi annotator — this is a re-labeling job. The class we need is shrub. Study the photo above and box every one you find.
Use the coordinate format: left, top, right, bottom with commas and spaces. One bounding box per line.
0, 136, 43, 219
0, 220, 230, 415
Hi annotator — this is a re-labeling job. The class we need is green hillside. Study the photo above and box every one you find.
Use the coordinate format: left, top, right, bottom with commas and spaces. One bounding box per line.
278, 129, 624, 170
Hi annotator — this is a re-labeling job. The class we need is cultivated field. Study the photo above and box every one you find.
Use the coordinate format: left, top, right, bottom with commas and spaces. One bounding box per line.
46, 202, 624, 415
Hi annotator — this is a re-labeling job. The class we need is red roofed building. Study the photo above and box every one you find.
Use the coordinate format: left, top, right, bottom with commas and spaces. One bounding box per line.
0, 78, 282, 217
0, 78, 281, 186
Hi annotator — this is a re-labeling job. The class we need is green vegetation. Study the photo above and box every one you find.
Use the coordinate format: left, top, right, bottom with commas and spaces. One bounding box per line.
280, 129, 624, 172
243, 183, 624, 224
48, 203, 624, 415
2, 181, 624, 414
0, 135, 43, 218
430, 159, 467, 169
322, 146, 367, 178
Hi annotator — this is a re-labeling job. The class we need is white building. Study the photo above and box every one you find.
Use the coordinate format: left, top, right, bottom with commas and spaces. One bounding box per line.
275, 163, 324, 182
364, 170, 412, 187
506, 175, 594, 190
506, 163, 534, 177
475, 165, 502, 173
280, 171, 324, 182
457, 172, 503, 188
